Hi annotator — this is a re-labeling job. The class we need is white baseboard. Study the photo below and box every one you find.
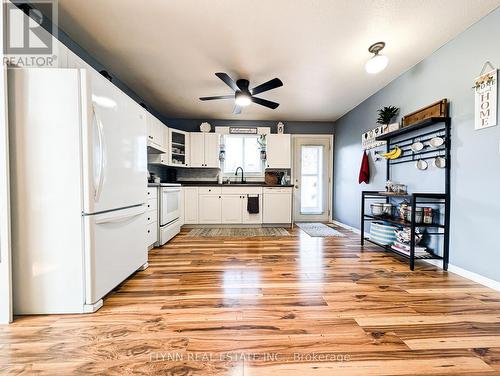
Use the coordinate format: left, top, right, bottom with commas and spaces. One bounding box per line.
423, 259, 500, 292
330, 220, 361, 234
331, 220, 500, 292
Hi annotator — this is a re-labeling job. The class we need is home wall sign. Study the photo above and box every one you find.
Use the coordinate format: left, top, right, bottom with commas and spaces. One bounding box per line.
474, 62, 497, 130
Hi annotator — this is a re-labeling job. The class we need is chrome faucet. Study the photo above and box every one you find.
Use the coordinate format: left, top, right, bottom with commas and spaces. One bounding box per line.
235, 167, 245, 184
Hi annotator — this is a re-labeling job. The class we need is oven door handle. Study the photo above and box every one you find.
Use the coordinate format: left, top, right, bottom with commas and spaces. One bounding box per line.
163, 188, 181, 193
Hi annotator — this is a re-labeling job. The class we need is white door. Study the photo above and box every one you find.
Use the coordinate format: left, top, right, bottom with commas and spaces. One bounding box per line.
84, 71, 147, 214
84, 205, 147, 304
183, 187, 199, 224
199, 195, 222, 223
221, 195, 243, 223
293, 136, 331, 222
266, 134, 291, 168
204, 133, 220, 168
190, 132, 205, 167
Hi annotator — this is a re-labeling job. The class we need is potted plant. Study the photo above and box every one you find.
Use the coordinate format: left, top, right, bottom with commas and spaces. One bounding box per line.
377, 106, 399, 125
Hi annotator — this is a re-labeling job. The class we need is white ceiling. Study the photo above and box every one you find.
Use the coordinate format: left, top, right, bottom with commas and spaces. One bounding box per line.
55, 0, 500, 121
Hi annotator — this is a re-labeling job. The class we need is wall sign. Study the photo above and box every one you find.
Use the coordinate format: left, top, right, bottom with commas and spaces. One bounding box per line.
474, 66, 498, 130
362, 123, 398, 150
229, 127, 257, 134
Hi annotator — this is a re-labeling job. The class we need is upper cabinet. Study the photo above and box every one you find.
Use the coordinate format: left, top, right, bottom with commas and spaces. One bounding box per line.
189, 133, 220, 168
169, 129, 189, 167
266, 134, 291, 169
147, 114, 168, 153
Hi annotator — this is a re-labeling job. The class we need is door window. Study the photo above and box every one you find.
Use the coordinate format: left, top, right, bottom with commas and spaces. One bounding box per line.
300, 145, 324, 215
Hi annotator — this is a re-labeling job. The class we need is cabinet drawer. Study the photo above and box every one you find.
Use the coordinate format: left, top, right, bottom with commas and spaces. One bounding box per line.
198, 186, 222, 195
146, 198, 157, 212
147, 187, 158, 199
146, 222, 158, 246
221, 186, 262, 195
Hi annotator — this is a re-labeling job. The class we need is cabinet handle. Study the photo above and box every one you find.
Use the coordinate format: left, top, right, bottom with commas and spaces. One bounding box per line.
147, 217, 150, 221
219, 196, 221, 198
147, 230, 150, 233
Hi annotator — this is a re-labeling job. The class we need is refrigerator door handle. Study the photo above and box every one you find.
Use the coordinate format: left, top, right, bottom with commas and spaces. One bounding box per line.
95, 206, 146, 225
93, 105, 105, 202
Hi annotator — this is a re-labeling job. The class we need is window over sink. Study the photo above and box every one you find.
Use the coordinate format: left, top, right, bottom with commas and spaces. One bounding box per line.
222, 135, 264, 177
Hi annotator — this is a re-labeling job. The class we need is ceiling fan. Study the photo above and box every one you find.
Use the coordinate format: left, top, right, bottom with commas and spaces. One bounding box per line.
200, 72, 283, 114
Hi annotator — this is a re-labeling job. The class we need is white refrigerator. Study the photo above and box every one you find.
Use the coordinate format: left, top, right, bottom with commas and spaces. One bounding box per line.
9, 68, 148, 314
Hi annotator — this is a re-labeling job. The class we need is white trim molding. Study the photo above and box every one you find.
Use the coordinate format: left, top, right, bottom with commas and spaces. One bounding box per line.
331, 219, 361, 234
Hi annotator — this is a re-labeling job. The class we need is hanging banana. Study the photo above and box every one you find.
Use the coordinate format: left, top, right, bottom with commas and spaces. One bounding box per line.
380, 146, 402, 160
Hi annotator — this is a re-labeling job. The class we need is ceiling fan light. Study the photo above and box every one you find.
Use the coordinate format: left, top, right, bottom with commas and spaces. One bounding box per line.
235, 92, 251, 106
365, 54, 388, 74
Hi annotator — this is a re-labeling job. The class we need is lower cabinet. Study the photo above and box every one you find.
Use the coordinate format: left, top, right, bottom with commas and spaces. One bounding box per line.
221, 195, 243, 223
263, 187, 292, 224
146, 187, 159, 247
199, 194, 222, 223
183, 187, 199, 224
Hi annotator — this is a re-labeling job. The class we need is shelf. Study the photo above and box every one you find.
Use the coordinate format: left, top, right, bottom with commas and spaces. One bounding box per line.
376, 117, 450, 141
171, 152, 185, 156
363, 214, 445, 229
364, 238, 443, 260
171, 142, 185, 147
362, 191, 446, 200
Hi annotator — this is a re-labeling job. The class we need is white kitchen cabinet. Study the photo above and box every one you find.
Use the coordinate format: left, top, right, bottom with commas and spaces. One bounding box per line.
148, 153, 168, 166
146, 187, 159, 247
242, 195, 263, 224
147, 114, 168, 153
198, 195, 222, 224
183, 187, 199, 224
189, 133, 205, 167
266, 134, 291, 169
263, 187, 292, 224
189, 132, 220, 168
169, 129, 189, 167
221, 195, 243, 223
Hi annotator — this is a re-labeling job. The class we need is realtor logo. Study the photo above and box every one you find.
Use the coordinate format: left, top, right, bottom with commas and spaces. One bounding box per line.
3, 0, 57, 64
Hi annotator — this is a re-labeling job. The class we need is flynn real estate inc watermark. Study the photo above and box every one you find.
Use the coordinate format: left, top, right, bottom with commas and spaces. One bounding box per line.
3, 0, 58, 67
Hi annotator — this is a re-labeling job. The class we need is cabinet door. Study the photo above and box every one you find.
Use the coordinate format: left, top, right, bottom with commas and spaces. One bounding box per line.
190, 133, 205, 167
198, 195, 222, 224
183, 188, 199, 224
221, 195, 243, 223
266, 134, 291, 169
204, 133, 220, 168
263, 193, 292, 223
242, 195, 263, 224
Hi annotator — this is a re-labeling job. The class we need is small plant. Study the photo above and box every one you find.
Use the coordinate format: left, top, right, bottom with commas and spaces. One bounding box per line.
377, 106, 399, 125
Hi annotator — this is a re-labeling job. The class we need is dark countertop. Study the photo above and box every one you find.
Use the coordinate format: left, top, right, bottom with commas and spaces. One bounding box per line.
156, 181, 294, 188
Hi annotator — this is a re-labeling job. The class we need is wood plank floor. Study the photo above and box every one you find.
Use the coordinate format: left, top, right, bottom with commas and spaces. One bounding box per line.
2, 225, 500, 375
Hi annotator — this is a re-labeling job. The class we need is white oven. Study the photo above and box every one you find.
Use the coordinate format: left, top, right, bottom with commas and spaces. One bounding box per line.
159, 184, 181, 244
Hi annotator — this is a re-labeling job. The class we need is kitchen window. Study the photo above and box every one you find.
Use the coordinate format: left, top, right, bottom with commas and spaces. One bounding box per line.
223, 135, 264, 176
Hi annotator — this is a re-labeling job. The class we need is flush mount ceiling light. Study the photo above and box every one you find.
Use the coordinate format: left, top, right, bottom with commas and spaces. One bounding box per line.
234, 91, 252, 107
365, 41, 388, 74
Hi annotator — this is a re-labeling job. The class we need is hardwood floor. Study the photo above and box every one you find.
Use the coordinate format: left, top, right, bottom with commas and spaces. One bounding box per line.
2, 225, 500, 375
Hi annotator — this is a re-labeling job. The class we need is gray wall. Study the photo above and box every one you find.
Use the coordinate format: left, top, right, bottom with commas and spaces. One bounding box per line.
162, 118, 334, 134
333, 7, 500, 282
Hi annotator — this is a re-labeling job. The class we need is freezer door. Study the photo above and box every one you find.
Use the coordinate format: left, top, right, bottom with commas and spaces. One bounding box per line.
84, 205, 148, 304
81, 70, 147, 214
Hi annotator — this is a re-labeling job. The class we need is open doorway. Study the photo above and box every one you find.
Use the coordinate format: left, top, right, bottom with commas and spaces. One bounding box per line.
292, 135, 333, 223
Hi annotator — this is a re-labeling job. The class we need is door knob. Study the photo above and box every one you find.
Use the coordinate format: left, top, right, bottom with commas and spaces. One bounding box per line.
295, 185, 299, 189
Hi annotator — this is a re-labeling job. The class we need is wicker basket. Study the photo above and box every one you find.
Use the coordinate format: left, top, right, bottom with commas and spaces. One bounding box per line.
265, 171, 278, 185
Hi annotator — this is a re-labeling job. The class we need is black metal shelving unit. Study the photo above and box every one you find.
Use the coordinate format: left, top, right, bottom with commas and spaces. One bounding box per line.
361, 117, 451, 270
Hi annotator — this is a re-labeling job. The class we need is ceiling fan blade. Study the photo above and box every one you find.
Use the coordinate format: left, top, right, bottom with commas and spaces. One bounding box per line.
251, 78, 283, 95
199, 95, 234, 101
215, 72, 239, 92
251, 96, 280, 109
233, 105, 242, 115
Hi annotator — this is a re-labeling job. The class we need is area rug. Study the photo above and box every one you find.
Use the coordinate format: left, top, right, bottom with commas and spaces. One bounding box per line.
186, 227, 291, 237
296, 222, 345, 237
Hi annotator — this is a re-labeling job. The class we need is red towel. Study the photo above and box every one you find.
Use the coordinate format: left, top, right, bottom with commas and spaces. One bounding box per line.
358, 151, 370, 184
